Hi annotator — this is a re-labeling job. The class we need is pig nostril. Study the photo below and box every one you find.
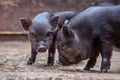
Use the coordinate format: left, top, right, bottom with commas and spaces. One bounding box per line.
38, 47, 47, 52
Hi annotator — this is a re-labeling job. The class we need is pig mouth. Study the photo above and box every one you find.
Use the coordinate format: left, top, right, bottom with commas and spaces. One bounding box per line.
37, 45, 47, 52
59, 52, 81, 66
59, 49, 82, 66
37, 48, 47, 52
59, 54, 73, 66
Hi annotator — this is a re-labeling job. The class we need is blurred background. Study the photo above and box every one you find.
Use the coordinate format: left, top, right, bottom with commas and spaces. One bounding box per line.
0, 0, 119, 40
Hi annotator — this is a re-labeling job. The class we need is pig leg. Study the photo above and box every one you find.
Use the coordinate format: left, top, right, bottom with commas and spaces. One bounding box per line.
47, 32, 57, 66
27, 47, 37, 65
100, 42, 112, 73
47, 46, 55, 66
84, 48, 99, 70
47, 31, 59, 66
99, 35, 112, 73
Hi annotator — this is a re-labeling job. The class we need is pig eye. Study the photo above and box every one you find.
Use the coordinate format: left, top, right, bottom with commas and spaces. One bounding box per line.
61, 43, 67, 50
46, 31, 53, 37
31, 33, 37, 38
46, 31, 53, 40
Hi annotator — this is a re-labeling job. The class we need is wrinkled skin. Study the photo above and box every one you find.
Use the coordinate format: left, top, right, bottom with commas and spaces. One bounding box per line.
20, 11, 76, 66
57, 5, 120, 73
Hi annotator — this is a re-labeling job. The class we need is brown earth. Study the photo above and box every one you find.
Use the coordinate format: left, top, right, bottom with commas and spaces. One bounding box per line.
0, 41, 120, 80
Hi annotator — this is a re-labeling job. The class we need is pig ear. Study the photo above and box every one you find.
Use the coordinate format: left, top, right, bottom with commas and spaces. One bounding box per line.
49, 16, 59, 29
20, 18, 32, 31
62, 26, 73, 39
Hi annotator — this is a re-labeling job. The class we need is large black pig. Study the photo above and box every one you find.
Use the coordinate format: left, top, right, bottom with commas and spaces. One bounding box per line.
20, 11, 75, 65
56, 5, 120, 73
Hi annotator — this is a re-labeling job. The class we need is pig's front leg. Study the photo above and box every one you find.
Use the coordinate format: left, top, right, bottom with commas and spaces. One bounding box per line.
27, 47, 37, 65
84, 48, 99, 70
47, 46, 55, 66
47, 32, 57, 66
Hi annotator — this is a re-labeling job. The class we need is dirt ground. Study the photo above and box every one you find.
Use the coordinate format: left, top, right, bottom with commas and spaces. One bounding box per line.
0, 41, 120, 80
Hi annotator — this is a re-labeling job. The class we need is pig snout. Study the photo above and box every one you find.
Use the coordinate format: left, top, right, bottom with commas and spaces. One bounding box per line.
37, 42, 47, 52
58, 54, 72, 66
38, 45, 47, 52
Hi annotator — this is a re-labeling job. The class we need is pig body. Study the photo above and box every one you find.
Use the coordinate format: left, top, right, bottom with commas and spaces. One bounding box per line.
21, 11, 76, 65
57, 5, 120, 72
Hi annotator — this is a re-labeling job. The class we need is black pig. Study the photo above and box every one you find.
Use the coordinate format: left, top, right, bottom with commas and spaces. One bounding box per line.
56, 5, 120, 73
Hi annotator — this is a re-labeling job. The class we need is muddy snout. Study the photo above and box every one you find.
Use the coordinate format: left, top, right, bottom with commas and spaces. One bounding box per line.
58, 54, 72, 66
37, 42, 47, 52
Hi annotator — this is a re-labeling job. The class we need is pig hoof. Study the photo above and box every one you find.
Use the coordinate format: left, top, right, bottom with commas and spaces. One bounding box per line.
83, 67, 90, 70
56, 60, 62, 65
47, 64, 53, 66
27, 61, 33, 65
47, 63, 53, 66
100, 68, 108, 73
